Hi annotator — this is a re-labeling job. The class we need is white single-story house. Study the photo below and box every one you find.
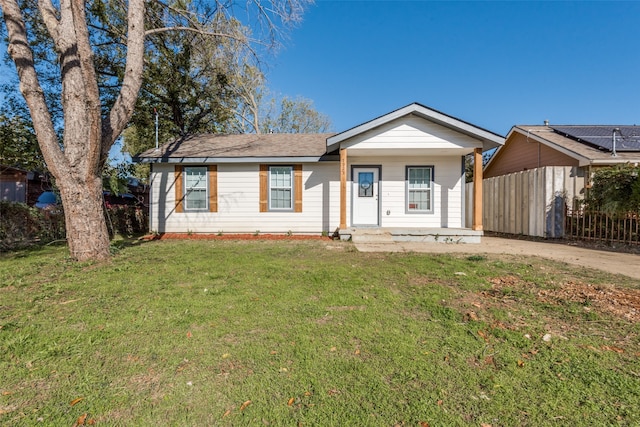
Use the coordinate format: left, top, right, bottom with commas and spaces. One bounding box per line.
136, 103, 505, 242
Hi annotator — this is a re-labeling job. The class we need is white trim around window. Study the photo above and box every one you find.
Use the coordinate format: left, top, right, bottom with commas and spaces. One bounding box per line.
269, 166, 293, 211
406, 165, 433, 214
184, 166, 208, 211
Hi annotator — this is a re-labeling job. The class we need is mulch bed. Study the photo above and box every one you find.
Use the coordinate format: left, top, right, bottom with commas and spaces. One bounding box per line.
146, 233, 332, 241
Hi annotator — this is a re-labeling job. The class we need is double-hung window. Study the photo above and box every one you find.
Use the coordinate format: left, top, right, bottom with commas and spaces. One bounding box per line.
269, 166, 293, 210
406, 166, 433, 213
184, 166, 208, 211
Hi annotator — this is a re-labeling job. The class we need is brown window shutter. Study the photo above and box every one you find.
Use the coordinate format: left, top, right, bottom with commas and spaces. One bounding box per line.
208, 165, 217, 212
174, 165, 183, 213
259, 164, 268, 212
293, 164, 302, 212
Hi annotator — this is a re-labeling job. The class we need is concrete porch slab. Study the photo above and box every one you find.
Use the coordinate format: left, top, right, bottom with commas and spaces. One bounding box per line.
341, 227, 483, 244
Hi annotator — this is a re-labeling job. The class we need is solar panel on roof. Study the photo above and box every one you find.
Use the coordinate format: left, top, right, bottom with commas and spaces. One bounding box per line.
551, 125, 640, 152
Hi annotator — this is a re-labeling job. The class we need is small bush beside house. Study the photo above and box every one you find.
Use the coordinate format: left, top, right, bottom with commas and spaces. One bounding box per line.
584, 164, 640, 214
565, 164, 640, 245
105, 205, 148, 238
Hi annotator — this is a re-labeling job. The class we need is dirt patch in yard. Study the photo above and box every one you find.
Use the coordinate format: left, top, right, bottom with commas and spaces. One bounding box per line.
537, 281, 640, 322
486, 275, 640, 323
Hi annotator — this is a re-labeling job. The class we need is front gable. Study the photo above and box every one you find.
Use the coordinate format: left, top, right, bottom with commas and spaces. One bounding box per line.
327, 102, 504, 155
337, 114, 485, 157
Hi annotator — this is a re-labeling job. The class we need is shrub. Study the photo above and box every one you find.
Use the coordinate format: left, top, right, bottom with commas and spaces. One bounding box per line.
0, 202, 65, 250
105, 205, 148, 237
585, 164, 640, 214
0, 201, 148, 251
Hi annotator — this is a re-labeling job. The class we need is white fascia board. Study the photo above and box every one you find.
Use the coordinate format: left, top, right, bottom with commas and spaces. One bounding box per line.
138, 156, 338, 164
327, 103, 504, 152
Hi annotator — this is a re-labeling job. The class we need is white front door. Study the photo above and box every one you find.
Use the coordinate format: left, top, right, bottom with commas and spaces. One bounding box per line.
352, 167, 379, 226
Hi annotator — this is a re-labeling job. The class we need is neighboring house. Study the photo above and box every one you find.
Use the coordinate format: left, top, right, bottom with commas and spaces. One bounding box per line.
136, 103, 504, 241
485, 125, 640, 183
0, 165, 50, 205
480, 125, 640, 238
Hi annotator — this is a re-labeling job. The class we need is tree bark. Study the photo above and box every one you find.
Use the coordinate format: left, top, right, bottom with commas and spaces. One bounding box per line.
1, 0, 145, 261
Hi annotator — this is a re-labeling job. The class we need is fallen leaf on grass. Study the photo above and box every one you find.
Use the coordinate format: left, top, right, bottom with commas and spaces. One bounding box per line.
287, 397, 295, 406
186, 331, 192, 338
1, 391, 12, 396
70, 397, 84, 406
304, 391, 312, 397
420, 422, 430, 427
602, 345, 624, 353
354, 349, 360, 355
330, 346, 337, 352
437, 400, 443, 406
222, 409, 232, 418
517, 360, 525, 367
240, 400, 252, 411
73, 413, 87, 426
478, 330, 489, 342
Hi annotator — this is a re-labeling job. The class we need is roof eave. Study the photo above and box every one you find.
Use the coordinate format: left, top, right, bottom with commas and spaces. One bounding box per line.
136, 155, 338, 164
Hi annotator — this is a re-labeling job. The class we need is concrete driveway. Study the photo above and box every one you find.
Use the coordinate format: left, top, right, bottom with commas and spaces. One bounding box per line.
354, 236, 640, 280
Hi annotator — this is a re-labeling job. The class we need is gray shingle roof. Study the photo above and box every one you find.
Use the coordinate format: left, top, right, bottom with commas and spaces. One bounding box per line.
137, 133, 336, 162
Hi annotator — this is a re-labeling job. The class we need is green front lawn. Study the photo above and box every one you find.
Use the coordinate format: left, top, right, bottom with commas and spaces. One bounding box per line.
1, 239, 639, 426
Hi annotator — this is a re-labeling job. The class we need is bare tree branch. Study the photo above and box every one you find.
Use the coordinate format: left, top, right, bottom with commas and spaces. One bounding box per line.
101, 0, 145, 159
1, 0, 67, 176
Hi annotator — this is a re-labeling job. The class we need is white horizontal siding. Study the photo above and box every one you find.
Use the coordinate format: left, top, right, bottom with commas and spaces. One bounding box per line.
344, 116, 482, 151
348, 155, 465, 228
149, 163, 341, 234
148, 154, 466, 233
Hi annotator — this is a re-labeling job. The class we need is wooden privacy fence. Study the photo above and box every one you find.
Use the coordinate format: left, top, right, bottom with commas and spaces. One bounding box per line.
466, 166, 586, 238
565, 209, 640, 245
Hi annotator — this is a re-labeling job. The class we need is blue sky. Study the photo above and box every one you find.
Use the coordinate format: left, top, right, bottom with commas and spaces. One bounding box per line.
265, 0, 640, 136
2, 1, 638, 140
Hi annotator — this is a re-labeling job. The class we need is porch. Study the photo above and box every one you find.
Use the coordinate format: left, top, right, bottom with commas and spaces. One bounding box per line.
339, 227, 483, 244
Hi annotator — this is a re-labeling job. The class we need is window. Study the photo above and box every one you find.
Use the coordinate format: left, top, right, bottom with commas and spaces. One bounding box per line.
174, 165, 217, 213
184, 166, 208, 211
269, 166, 293, 210
260, 164, 302, 213
406, 166, 433, 212
358, 172, 374, 197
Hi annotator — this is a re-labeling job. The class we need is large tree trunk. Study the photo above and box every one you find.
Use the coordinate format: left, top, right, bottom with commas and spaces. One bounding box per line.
57, 176, 111, 260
